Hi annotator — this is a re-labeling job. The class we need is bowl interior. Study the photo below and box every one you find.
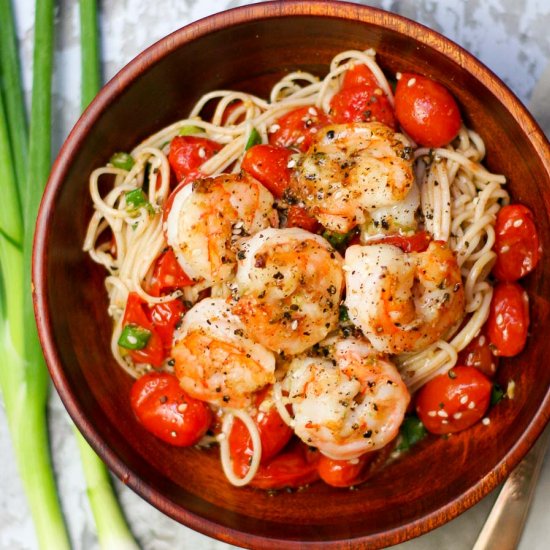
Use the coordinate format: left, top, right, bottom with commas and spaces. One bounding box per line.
35, 2, 550, 548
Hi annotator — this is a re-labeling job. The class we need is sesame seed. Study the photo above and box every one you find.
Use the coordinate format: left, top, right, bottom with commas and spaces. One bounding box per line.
496, 314, 504, 326
269, 123, 280, 133
310, 128, 318, 134
287, 159, 296, 168
513, 219, 523, 227
296, 135, 305, 144
291, 319, 299, 330
501, 245, 510, 253
441, 420, 449, 425
177, 404, 188, 413
308, 107, 318, 116
460, 395, 468, 405
453, 412, 463, 420
437, 410, 448, 418
427, 411, 437, 417
171, 431, 177, 437
468, 401, 476, 409
396, 72, 402, 80
234, 220, 244, 229
482, 417, 490, 426
407, 78, 416, 87
198, 147, 206, 158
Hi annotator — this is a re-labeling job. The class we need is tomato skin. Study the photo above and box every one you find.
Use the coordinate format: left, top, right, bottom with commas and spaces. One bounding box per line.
416, 366, 492, 434
149, 299, 185, 350
269, 106, 331, 152
370, 231, 431, 253
286, 205, 320, 232
330, 86, 396, 129
229, 406, 293, 476
241, 144, 292, 198
317, 453, 374, 487
492, 205, 541, 282
130, 372, 212, 446
457, 329, 499, 378
394, 73, 461, 147
168, 136, 222, 182
248, 441, 320, 490
150, 249, 194, 296
341, 64, 379, 89
486, 282, 530, 357
122, 293, 165, 367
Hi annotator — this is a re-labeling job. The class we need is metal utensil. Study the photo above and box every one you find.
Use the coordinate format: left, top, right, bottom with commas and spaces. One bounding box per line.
472, 424, 550, 550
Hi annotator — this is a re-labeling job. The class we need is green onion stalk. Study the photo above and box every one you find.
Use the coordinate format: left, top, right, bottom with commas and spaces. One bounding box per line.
0, 0, 71, 547
76, 1, 138, 548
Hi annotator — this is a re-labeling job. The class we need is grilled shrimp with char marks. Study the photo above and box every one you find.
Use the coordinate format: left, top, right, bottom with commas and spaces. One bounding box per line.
283, 338, 410, 460
290, 122, 415, 233
172, 298, 276, 408
344, 241, 465, 354
232, 227, 344, 356
165, 173, 277, 288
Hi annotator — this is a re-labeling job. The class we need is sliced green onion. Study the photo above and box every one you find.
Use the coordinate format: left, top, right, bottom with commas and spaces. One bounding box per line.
491, 383, 505, 406
178, 124, 203, 136
396, 415, 427, 451
118, 324, 151, 350
339, 304, 350, 323
245, 127, 262, 150
110, 152, 135, 171
322, 229, 352, 249
125, 188, 154, 216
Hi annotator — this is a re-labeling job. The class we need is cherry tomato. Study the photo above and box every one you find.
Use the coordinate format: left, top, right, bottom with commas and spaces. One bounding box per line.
230, 405, 293, 476
248, 441, 320, 490
457, 329, 499, 377
122, 293, 165, 367
241, 144, 292, 198
149, 249, 194, 296
149, 299, 186, 350
168, 136, 222, 182
394, 73, 461, 147
330, 86, 396, 129
130, 372, 212, 446
268, 106, 331, 152
486, 282, 529, 357
370, 231, 431, 253
341, 64, 379, 89
286, 205, 320, 232
492, 204, 541, 282
416, 366, 492, 434
317, 453, 374, 488
221, 99, 244, 125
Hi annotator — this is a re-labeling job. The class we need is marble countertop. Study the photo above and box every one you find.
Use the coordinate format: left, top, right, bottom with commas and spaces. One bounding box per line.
1, 1, 549, 549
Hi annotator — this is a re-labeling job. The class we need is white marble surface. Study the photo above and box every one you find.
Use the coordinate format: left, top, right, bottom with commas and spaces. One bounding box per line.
1, 1, 549, 549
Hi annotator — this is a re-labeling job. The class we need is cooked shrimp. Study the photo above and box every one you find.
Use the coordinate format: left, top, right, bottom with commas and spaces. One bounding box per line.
290, 122, 415, 233
344, 240, 465, 354
232, 227, 344, 355
172, 298, 275, 408
283, 338, 409, 460
165, 173, 277, 288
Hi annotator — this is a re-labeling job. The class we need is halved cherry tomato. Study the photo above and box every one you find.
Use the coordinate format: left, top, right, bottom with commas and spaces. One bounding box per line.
492, 204, 541, 282
394, 73, 461, 147
122, 293, 165, 367
416, 366, 492, 434
149, 249, 194, 296
317, 453, 374, 488
457, 328, 499, 378
341, 64, 379, 89
221, 99, 244, 125
330, 86, 396, 129
230, 406, 293, 476
286, 205, 320, 232
248, 441, 320, 490
168, 136, 222, 182
241, 144, 292, 198
486, 282, 529, 357
149, 299, 185, 350
269, 106, 331, 152
370, 230, 431, 253
130, 372, 212, 446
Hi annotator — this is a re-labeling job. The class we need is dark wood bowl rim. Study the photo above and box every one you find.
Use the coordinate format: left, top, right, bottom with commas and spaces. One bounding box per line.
33, 1, 550, 548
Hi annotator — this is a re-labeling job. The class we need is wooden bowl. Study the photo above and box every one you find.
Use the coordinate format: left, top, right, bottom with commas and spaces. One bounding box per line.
33, 1, 550, 548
